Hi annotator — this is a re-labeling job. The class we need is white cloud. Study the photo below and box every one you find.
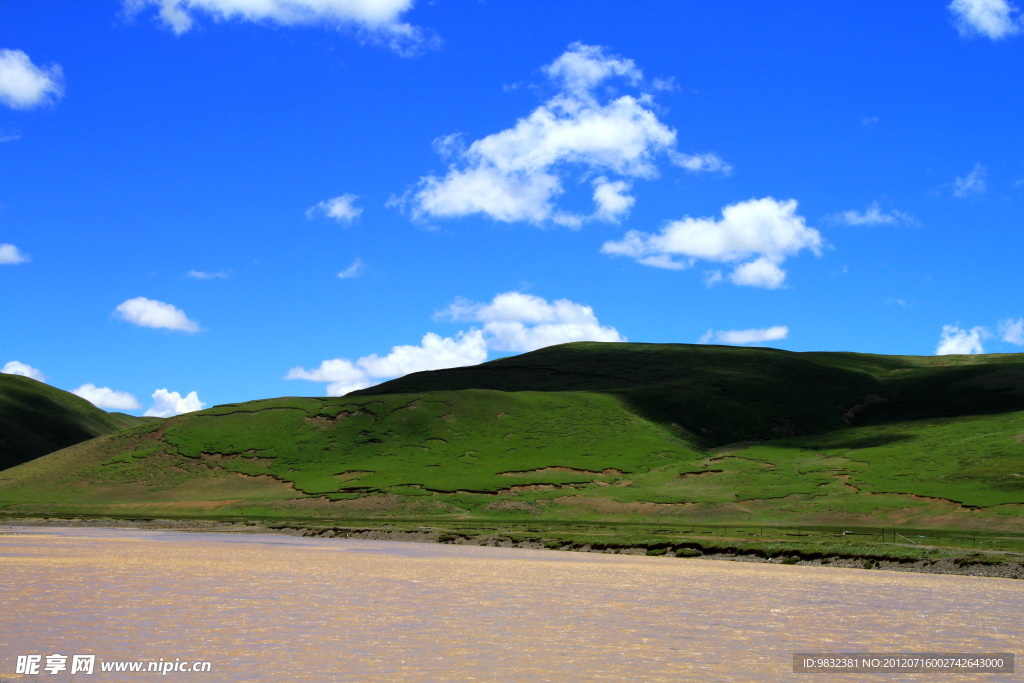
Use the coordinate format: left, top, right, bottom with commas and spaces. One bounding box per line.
591, 177, 635, 223
602, 197, 821, 289
543, 42, 642, 94
861, 116, 880, 128
0, 243, 30, 265
936, 324, 990, 355
953, 163, 987, 198
286, 357, 365, 384
404, 43, 728, 227
337, 257, 365, 279
998, 317, 1024, 344
123, 0, 431, 55
699, 326, 788, 346
949, 0, 1021, 39
287, 291, 623, 395
186, 269, 228, 279
828, 201, 916, 226
0, 50, 63, 110
114, 297, 200, 333
306, 194, 362, 224
357, 331, 487, 378
1, 360, 46, 382
72, 384, 142, 411
435, 291, 625, 352
144, 388, 206, 417
728, 257, 787, 289
286, 330, 488, 396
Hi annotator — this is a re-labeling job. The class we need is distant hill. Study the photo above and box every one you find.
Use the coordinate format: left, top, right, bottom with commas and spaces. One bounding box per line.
355, 343, 1024, 445
0, 374, 158, 469
1, 343, 1022, 528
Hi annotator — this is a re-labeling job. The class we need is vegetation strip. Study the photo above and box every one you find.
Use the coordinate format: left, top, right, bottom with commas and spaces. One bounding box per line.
4, 517, 1022, 580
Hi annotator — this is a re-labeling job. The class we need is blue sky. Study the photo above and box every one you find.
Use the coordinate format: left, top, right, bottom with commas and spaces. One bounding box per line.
1, 0, 1023, 415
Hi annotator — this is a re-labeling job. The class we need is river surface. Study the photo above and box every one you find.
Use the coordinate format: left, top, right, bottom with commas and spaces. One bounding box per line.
0, 527, 1020, 682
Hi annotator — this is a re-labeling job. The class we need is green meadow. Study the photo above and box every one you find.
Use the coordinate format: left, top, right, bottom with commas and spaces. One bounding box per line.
2, 342, 1023, 540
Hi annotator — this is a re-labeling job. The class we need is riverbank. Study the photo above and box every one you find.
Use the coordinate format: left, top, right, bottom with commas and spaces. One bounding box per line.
5, 516, 1023, 580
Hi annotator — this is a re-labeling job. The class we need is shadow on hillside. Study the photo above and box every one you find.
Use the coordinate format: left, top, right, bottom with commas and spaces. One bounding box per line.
857, 393, 1024, 426
767, 433, 917, 451
350, 343, 1024, 449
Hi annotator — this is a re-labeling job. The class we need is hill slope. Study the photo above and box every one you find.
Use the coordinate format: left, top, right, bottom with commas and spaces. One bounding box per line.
1, 343, 1023, 528
0, 374, 154, 469
355, 343, 1024, 445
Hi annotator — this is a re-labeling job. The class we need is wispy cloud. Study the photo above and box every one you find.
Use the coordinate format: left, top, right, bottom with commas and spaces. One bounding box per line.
651, 76, 678, 92
998, 317, 1024, 344
827, 201, 917, 226
186, 269, 229, 279
337, 258, 365, 279
952, 163, 987, 198
702, 270, 724, 287
698, 326, 789, 345
307, 194, 362, 224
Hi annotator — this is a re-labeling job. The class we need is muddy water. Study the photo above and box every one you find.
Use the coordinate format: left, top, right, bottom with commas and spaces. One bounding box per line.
0, 528, 1020, 682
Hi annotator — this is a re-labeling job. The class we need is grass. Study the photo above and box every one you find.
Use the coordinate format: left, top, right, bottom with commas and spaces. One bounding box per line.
0, 373, 154, 470
1, 342, 1023, 531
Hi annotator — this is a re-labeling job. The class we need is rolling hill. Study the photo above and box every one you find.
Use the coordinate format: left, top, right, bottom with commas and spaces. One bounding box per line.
1, 343, 1023, 529
0, 373, 158, 470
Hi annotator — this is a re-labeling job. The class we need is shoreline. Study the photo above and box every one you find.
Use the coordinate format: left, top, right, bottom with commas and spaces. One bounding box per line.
4, 516, 1023, 580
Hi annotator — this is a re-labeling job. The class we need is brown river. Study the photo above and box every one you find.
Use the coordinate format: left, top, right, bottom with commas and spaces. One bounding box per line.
0, 527, 1020, 682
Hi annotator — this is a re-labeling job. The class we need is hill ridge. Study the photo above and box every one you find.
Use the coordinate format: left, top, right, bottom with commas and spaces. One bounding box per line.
2, 343, 1023, 528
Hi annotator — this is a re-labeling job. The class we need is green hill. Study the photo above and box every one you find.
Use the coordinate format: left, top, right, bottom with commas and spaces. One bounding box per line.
1, 343, 1023, 530
355, 343, 1024, 443
0, 374, 158, 470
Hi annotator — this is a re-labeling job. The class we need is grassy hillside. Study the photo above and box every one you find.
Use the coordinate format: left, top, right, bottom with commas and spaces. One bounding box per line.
1, 343, 1023, 529
0, 374, 155, 470
354, 343, 1024, 445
